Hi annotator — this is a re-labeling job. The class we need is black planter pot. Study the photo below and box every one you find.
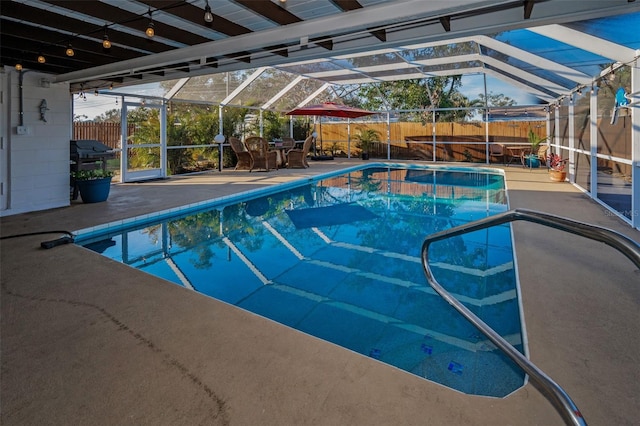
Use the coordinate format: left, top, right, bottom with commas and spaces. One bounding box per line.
361, 152, 370, 160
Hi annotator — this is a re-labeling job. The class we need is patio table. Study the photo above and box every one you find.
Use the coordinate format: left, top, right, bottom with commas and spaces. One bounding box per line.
505, 145, 531, 166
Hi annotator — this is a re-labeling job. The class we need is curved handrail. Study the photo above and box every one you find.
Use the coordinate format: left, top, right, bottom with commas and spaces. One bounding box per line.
421, 208, 640, 426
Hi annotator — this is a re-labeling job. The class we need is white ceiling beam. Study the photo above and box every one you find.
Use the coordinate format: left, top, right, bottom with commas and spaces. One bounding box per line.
165, 78, 191, 100
262, 76, 305, 110
352, 62, 418, 73
484, 68, 555, 101
305, 69, 362, 78
296, 83, 332, 108
475, 35, 593, 85
528, 24, 638, 64
481, 57, 566, 95
219, 67, 267, 105
411, 54, 481, 68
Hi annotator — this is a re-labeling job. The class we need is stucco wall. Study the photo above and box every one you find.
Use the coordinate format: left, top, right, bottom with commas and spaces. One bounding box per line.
1, 68, 71, 216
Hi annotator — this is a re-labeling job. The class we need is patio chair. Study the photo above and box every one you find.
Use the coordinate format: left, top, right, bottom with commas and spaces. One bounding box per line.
286, 135, 314, 168
489, 143, 505, 164
281, 137, 295, 149
244, 136, 278, 171
537, 144, 549, 166
229, 137, 253, 170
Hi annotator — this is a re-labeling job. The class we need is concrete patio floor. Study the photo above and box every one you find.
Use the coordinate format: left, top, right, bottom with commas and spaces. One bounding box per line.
2, 159, 639, 425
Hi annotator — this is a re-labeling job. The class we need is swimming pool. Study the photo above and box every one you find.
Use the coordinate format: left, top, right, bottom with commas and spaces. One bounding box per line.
77, 164, 526, 397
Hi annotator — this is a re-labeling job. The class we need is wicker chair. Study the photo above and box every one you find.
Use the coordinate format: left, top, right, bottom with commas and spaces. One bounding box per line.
244, 136, 278, 171
489, 143, 505, 164
229, 137, 253, 170
286, 135, 314, 168
537, 144, 549, 166
281, 137, 295, 149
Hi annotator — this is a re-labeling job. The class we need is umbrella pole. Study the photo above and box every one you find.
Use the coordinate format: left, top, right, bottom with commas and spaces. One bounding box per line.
319, 117, 323, 154
313, 117, 317, 157
347, 118, 351, 159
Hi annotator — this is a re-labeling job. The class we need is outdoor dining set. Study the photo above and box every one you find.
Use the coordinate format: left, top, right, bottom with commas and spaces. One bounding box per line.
228, 135, 315, 172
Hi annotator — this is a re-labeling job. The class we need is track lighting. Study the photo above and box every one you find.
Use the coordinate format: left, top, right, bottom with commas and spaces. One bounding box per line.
66, 43, 75, 57
102, 26, 111, 49
146, 9, 155, 38
204, 0, 213, 23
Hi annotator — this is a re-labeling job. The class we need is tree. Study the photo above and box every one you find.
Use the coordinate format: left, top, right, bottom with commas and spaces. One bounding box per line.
73, 114, 90, 122
476, 92, 516, 107
93, 108, 121, 123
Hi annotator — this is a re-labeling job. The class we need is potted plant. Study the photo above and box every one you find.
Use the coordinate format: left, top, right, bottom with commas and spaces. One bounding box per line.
524, 128, 545, 168
354, 128, 380, 160
71, 169, 114, 203
548, 152, 567, 182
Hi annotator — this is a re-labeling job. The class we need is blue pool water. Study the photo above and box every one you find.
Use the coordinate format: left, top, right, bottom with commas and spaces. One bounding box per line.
77, 164, 526, 397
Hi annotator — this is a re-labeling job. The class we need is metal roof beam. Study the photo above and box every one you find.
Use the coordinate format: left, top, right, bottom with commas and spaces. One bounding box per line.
484, 68, 555, 101
262, 75, 305, 110
296, 83, 332, 108
528, 24, 638, 64
220, 67, 268, 105
481, 56, 566, 95
165, 77, 191, 100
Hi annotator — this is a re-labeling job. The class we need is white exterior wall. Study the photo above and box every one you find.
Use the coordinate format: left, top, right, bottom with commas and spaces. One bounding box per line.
0, 67, 71, 216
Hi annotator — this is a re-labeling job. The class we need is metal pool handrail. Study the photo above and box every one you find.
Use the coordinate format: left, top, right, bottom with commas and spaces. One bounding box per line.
421, 208, 640, 426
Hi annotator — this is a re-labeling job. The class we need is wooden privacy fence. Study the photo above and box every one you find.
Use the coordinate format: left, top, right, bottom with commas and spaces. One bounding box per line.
73, 122, 133, 151
318, 120, 547, 162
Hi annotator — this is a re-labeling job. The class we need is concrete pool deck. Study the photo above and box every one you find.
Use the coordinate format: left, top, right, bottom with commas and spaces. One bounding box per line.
2, 159, 639, 425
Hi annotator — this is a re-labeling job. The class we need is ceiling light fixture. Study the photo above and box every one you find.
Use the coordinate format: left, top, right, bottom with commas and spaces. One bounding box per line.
102, 26, 112, 49
146, 9, 155, 38
204, 0, 214, 23
66, 43, 75, 57
37, 53, 46, 63
15, 62, 23, 71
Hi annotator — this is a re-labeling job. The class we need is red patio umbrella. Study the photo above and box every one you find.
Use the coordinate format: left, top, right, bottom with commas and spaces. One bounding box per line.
286, 102, 376, 119
286, 102, 376, 157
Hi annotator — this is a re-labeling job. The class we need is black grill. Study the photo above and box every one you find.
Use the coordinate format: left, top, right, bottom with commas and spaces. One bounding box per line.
70, 139, 116, 200
70, 139, 115, 161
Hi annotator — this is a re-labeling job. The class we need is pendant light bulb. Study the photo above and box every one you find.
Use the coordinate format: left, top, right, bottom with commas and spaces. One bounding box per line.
204, 1, 214, 23
146, 9, 155, 38
66, 43, 75, 57
15, 63, 23, 71
102, 27, 112, 49
37, 54, 46, 63
146, 21, 155, 37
